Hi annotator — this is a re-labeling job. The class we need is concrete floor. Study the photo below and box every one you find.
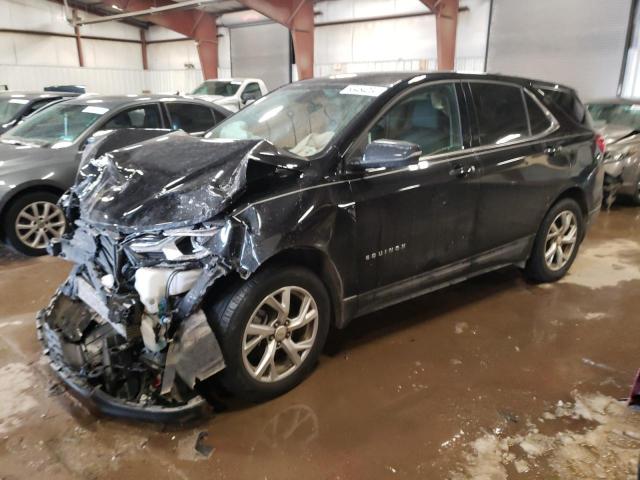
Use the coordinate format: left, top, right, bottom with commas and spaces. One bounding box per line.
1, 207, 640, 479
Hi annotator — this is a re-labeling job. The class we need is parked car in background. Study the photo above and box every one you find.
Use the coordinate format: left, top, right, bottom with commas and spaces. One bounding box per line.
189, 78, 268, 112
0, 91, 80, 134
39, 72, 602, 421
0, 94, 230, 255
587, 99, 640, 206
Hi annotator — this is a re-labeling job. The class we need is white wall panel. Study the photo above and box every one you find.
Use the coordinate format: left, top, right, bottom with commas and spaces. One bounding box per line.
143, 69, 203, 94
147, 40, 201, 70
83, 39, 143, 69
487, 0, 632, 100
0, 0, 72, 34
146, 25, 187, 42
0, 32, 77, 66
0, 64, 205, 95
79, 12, 140, 41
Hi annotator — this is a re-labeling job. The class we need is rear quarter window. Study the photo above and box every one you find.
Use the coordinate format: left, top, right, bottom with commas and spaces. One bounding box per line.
538, 87, 590, 127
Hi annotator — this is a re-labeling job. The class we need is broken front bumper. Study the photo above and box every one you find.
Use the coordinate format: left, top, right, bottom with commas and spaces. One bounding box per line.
37, 278, 225, 423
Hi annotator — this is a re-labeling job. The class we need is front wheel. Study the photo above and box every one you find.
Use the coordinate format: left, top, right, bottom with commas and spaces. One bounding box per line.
205, 266, 330, 402
524, 198, 584, 283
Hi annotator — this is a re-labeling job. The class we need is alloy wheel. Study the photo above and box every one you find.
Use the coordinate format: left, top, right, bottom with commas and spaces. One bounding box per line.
242, 286, 319, 383
544, 210, 578, 271
14, 201, 65, 250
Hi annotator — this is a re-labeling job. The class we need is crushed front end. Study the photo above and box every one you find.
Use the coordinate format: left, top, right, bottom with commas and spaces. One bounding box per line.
37, 132, 306, 421
38, 219, 230, 421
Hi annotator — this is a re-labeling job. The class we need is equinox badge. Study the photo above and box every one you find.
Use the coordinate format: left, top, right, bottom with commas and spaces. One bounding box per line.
365, 243, 407, 261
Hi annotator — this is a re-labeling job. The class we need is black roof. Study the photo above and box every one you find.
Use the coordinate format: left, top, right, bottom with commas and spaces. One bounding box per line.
298, 71, 574, 92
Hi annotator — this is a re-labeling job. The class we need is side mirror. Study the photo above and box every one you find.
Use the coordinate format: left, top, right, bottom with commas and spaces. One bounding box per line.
353, 140, 422, 170
241, 92, 257, 104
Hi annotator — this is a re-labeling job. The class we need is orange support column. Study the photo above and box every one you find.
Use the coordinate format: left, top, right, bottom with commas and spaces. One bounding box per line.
420, 0, 459, 71
237, 0, 315, 80
112, 0, 219, 80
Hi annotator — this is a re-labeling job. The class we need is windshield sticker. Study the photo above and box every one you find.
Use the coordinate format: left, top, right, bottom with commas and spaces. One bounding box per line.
82, 106, 109, 115
340, 85, 388, 97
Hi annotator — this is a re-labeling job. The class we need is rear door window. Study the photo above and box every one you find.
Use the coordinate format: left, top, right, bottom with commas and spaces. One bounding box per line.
166, 103, 216, 134
105, 104, 162, 129
470, 82, 529, 146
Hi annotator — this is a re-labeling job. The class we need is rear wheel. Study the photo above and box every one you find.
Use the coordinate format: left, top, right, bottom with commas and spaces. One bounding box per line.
524, 198, 584, 283
3, 192, 65, 256
205, 266, 330, 402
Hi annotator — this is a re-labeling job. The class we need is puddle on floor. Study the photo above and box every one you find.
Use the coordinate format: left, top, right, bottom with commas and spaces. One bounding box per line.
561, 239, 640, 289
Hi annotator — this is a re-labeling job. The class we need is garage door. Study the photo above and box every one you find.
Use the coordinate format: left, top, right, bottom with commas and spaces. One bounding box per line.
486, 0, 632, 100
230, 22, 290, 90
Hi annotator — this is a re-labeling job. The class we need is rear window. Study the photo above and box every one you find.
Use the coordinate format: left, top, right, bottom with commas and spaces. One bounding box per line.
538, 87, 589, 126
470, 83, 529, 145
166, 103, 216, 134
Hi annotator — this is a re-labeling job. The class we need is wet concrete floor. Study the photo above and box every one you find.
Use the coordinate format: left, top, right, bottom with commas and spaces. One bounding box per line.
0, 207, 639, 479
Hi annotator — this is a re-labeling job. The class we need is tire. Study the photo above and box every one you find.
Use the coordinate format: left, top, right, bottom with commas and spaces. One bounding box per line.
205, 266, 330, 402
524, 198, 584, 283
2, 192, 65, 256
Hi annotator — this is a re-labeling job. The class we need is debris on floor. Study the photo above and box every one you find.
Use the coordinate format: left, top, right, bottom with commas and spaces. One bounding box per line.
177, 431, 215, 461
450, 391, 640, 480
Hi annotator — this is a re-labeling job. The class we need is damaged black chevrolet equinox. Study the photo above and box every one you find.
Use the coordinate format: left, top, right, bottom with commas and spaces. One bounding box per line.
38, 72, 603, 421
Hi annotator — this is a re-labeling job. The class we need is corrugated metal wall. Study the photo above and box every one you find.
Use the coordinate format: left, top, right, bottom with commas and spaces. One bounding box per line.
487, 0, 632, 100
313, 0, 489, 77
0, 65, 203, 94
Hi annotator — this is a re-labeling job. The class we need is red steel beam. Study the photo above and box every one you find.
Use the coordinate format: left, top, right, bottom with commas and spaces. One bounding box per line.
140, 28, 148, 70
236, 0, 314, 80
73, 9, 84, 67
419, 0, 459, 71
111, 0, 219, 79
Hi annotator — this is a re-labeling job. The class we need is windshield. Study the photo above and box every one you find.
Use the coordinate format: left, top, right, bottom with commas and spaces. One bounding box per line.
205, 84, 379, 157
0, 98, 27, 124
192, 81, 241, 96
2, 103, 108, 147
587, 103, 640, 129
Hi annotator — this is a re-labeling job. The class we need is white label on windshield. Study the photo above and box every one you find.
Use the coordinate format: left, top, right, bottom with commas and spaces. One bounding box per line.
8, 99, 29, 104
82, 106, 109, 115
340, 85, 387, 97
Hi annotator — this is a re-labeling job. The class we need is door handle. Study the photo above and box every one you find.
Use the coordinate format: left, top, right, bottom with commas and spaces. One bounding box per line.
449, 164, 477, 178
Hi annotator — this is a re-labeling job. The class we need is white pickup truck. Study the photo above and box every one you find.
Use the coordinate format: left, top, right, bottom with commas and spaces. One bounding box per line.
188, 78, 268, 113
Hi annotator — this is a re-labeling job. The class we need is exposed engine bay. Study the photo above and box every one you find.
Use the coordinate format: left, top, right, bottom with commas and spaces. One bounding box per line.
37, 222, 229, 421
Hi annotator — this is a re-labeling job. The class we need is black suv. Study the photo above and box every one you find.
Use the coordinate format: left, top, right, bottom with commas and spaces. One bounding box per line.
39, 72, 603, 421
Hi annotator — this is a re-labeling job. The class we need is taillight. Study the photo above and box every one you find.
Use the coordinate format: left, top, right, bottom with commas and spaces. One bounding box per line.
595, 134, 606, 155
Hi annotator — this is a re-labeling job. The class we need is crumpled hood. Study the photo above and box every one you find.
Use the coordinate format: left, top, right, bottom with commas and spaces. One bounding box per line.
73, 131, 306, 232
